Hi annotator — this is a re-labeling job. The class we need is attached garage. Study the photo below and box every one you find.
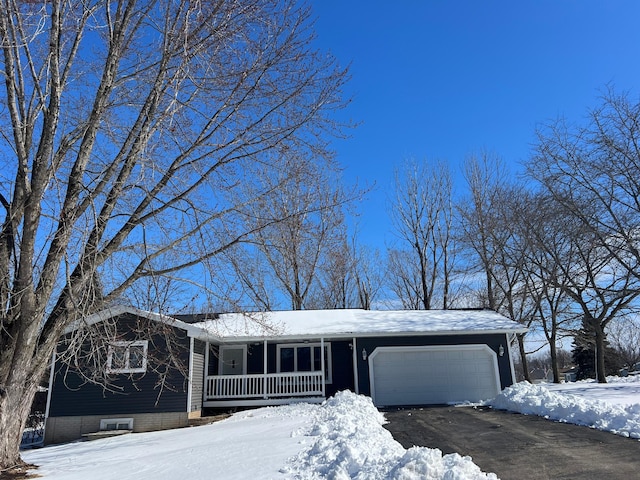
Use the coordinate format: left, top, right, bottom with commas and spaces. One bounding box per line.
368, 345, 501, 407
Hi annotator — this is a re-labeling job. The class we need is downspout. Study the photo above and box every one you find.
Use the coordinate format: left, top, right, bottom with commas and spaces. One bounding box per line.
352, 337, 359, 394
44, 350, 56, 420
263, 340, 268, 399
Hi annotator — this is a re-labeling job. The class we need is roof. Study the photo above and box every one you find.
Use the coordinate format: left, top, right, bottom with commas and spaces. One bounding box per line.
194, 309, 527, 342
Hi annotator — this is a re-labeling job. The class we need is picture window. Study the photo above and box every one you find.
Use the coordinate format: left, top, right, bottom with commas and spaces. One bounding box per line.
276, 343, 332, 383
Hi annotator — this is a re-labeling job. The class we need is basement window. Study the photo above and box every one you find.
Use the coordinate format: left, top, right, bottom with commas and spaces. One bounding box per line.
106, 341, 148, 374
100, 418, 134, 431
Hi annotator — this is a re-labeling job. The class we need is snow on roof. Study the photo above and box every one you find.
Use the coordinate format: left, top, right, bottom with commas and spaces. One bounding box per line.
195, 309, 527, 341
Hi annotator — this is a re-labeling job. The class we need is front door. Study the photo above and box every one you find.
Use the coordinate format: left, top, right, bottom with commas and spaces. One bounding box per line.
219, 346, 246, 375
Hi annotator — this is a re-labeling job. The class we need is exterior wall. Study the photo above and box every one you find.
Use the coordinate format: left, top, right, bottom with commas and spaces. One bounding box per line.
48, 313, 191, 419
189, 339, 205, 416
325, 340, 354, 397
44, 411, 188, 445
355, 333, 514, 396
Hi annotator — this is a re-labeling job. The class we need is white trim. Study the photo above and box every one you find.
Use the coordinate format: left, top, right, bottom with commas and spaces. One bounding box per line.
44, 350, 56, 420
368, 344, 501, 406
64, 305, 215, 341
204, 341, 210, 405
320, 337, 326, 398
507, 333, 517, 385
352, 337, 359, 394
187, 336, 194, 413
218, 345, 247, 375
106, 340, 148, 374
263, 340, 268, 399
276, 342, 332, 383
100, 418, 134, 431
216, 328, 529, 344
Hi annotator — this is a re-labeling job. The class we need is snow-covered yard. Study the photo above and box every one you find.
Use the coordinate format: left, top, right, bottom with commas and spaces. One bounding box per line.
23, 376, 640, 480
487, 375, 640, 440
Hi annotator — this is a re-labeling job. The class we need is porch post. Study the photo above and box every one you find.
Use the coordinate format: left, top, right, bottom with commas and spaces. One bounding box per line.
204, 341, 210, 400
187, 337, 195, 414
263, 340, 268, 399
352, 337, 359, 394
320, 337, 326, 398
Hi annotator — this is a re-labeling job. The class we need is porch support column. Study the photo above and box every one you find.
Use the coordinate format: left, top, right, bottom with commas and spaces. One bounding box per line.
352, 337, 359, 394
263, 340, 268, 399
320, 337, 326, 398
187, 337, 195, 414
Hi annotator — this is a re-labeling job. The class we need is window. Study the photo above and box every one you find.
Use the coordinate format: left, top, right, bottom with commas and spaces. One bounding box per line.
100, 418, 133, 431
277, 343, 332, 383
106, 341, 148, 374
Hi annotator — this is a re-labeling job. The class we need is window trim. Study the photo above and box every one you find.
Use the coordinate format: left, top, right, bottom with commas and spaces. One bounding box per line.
106, 340, 148, 374
276, 342, 332, 383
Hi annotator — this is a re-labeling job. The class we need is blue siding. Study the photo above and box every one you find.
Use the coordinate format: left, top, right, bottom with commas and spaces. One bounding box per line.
49, 313, 191, 417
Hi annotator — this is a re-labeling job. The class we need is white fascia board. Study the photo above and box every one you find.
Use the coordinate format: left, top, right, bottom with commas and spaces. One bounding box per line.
63, 305, 220, 342
213, 327, 528, 344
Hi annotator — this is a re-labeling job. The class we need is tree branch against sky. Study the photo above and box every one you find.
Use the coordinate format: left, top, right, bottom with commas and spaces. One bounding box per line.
387, 159, 456, 310
0, 0, 350, 468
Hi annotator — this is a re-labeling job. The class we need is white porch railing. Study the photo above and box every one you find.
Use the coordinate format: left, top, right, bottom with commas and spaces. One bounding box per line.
205, 372, 324, 400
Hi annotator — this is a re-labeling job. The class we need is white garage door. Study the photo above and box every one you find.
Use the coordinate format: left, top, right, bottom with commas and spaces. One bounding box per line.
369, 345, 500, 407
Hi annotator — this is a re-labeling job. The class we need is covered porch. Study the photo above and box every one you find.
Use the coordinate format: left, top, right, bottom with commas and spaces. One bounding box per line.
203, 338, 333, 407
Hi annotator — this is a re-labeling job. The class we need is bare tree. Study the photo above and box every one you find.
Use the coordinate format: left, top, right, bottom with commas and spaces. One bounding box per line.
0, 0, 349, 469
353, 244, 384, 310
388, 159, 456, 309
458, 156, 542, 379
517, 192, 578, 383
458, 152, 510, 311
227, 153, 352, 310
608, 315, 640, 369
529, 89, 640, 382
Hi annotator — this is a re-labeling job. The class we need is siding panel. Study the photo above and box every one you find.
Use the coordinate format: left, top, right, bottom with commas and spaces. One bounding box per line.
49, 313, 190, 417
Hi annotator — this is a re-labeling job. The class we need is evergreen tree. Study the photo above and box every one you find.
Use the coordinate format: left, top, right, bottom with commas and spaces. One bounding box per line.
572, 317, 623, 380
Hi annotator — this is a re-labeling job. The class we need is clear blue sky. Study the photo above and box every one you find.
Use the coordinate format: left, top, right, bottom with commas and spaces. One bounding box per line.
311, 1, 640, 249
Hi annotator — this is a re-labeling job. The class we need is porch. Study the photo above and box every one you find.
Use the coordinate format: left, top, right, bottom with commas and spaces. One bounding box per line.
203, 371, 326, 407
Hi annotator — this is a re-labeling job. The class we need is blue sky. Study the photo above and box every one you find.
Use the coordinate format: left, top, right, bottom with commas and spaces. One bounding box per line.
311, 1, 640, 249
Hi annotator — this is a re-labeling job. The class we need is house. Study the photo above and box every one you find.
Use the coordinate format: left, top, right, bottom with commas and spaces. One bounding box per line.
44, 306, 526, 444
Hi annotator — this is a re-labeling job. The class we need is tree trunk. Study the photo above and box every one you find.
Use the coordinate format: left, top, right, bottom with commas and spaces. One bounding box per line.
594, 324, 607, 383
549, 335, 560, 383
0, 376, 39, 471
517, 333, 531, 383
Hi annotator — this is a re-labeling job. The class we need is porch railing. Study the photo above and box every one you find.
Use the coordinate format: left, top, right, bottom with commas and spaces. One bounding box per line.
205, 372, 324, 400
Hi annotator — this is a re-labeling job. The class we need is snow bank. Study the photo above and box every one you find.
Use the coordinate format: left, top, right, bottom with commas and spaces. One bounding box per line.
283, 391, 498, 480
487, 381, 640, 439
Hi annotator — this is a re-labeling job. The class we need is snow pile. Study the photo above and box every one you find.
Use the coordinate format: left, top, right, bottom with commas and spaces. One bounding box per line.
487, 380, 640, 439
284, 391, 498, 480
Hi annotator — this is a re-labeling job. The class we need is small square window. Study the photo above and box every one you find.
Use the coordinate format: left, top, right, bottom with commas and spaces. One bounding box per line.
107, 341, 148, 374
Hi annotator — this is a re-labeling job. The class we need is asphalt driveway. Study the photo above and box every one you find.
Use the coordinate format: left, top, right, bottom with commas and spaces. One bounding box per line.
383, 406, 640, 480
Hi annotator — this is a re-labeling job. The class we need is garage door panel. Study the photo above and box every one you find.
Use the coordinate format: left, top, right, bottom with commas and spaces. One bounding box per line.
370, 345, 500, 407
